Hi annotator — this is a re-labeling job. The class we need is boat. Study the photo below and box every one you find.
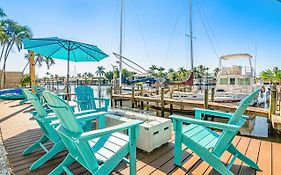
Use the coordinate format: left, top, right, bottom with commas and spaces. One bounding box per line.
215, 53, 259, 101
0, 88, 25, 100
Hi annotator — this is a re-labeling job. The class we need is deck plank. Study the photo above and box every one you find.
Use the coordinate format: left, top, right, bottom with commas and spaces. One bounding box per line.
272, 142, 281, 175
238, 138, 261, 175
256, 140, 271, 175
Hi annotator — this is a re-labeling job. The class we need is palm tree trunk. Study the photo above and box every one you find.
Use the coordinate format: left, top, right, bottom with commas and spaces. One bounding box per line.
0, 44, 5, 62
22, 62, 29, 73
1, 40, 14, 89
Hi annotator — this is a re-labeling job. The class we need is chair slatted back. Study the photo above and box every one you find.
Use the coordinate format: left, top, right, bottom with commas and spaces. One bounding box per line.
22, 89, 47, 118
22, 89, 59, 142
32, 85, 46, 103
75, 86, 97, 111
213, 89, 260, 156
42, 91, 83, 134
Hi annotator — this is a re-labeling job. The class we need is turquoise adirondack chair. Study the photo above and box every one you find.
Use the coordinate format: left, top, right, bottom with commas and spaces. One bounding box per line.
32, 85, 47, 103
22, 89, 105, 171
75, 85, 110, 112
42, 90, 143, 175
19, 90, 29, 105
170, 89, 260, 175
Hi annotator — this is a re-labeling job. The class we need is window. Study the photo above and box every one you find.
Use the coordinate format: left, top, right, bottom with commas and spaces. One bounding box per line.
230, 78, 235, 85
238, 78, 244, 85
220, 78, 228, 85
245, 78, 250, 85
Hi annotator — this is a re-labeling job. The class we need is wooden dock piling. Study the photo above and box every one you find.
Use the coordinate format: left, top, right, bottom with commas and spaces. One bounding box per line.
269, 84, 277, 120
131, 86, 135, 108
204, 88, 209, 109
211, 87, 215, 102
110, 86, 113, 107
169, 86, 173, 115
140, 85, 144, 110
160, 87, 165, 117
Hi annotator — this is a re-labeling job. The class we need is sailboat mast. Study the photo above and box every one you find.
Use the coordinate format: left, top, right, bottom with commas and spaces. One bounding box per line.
189, 0, 194, 70
119, 0, 124, 86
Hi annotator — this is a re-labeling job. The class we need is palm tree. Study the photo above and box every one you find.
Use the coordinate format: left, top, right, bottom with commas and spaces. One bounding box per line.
0, 8, 6, 18
22, 53, 55, 72
0, 8, 7, 60
149, 65, 158, 72
177, 67, 186, 80
168, 68, 175, 74
122, 68, 135, 79
214, 67, 220, 78
113, 68, 119, 80
96, 66, 105, 86
19, 74, 30, 87
261, 67, 281, 83
105, 71, 114, 85
0, 19, 32, 88
168, 71, 178, 82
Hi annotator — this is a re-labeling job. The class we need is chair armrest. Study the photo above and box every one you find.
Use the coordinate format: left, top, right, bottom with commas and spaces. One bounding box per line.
170, 115, 240, 132
79, 120, 143, 141
93, 98, 110, 107
76, 111, 107, 123
92, 97, 109, 101
73, 99, 87, 104
44, 115, 58, 122
194, 108, 233, 119
50, 119, 60, 126
194, 108, 249, 120
74, 109, 98, 116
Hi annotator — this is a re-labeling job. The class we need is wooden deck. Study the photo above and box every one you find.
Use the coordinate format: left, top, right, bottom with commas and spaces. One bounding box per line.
0, 100, 280, 175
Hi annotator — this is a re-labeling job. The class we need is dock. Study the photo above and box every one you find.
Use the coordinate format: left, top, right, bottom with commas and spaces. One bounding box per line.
111, 94, 269, 117
0, 100, 281, 175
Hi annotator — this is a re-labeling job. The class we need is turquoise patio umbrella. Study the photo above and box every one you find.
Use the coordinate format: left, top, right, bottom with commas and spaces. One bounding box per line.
23, 37, 108, 98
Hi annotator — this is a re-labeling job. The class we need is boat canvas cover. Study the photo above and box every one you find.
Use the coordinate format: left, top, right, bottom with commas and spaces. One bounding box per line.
220, 53, 253, 60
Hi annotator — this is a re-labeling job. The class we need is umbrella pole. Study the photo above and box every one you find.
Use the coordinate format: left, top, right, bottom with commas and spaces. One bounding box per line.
66, 51, 70, 101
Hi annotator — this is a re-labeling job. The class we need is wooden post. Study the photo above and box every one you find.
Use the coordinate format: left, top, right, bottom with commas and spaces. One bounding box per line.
114, 85, 117, 107
269, 84, 277, 120
160, 87, 165, 117
156, 84, 159, 95
131, 86, 135, 108
110, 86, 113, 107
119, 85, 122, 107
29, 51, 36, 93
140, 84, 144, 110
204, 88, 208, 109
170, 86, 173, 115
279, 89, 281, 116
211, 87, 215, 102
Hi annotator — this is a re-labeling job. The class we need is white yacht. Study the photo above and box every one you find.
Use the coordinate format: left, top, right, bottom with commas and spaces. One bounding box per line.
171, 53, 259, 103
215, 53, 259, 101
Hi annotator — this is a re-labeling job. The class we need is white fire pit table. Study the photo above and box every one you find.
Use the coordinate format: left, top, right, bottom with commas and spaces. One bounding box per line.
106, 109, 172, 153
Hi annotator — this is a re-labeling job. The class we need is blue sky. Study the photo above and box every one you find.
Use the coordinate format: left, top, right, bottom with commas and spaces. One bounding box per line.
1, 0, 281, 77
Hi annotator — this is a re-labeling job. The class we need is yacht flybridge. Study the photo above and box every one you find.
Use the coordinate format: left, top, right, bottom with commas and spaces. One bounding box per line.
215, 53, 258, 99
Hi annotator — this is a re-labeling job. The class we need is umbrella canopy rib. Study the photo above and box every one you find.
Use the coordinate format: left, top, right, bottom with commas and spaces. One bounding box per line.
46, 46, 63, 58
78, 46, 100, 62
